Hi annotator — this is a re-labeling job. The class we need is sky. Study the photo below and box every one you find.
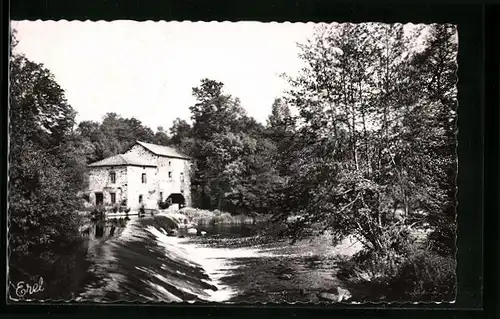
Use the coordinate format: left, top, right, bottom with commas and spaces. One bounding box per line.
12, 20, 318, 131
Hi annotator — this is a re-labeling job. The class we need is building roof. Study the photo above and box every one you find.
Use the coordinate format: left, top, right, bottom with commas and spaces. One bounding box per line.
88, 153, 157, 168
135, 141, 190, 160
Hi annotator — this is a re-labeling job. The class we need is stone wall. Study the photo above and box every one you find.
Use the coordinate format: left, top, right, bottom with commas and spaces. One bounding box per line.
125, 144, 158, 163
88, 166, 128, 206
182, 160, 192, 207
157, 156, 191, 206
126, 165, 158, 210
125, 143, 192, 207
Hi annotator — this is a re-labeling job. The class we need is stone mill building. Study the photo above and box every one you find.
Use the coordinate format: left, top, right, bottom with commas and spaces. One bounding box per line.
87, 141, 191, 211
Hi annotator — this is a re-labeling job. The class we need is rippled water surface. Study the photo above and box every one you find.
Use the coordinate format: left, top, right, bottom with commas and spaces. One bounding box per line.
76, 213, 349, 303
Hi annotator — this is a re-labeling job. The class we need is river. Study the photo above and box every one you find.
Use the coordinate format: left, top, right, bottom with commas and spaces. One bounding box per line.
69, 212, 360, 303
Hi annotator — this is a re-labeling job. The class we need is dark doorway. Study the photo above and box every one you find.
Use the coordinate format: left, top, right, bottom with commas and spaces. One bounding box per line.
167, 193, 186, 207
95, 192, 104, 206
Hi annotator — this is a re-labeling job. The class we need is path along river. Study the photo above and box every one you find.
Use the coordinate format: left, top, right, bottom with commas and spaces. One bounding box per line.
74, 212, 362, 303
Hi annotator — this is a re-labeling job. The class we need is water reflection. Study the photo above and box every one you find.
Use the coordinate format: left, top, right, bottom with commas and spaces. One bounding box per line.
81, 217, 131, 241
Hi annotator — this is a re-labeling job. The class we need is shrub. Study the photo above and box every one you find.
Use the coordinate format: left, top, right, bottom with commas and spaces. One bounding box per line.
396, 248, 456, 301
179, 207, 257, 225
338, 249, 404, 285
337, 244, 456, 302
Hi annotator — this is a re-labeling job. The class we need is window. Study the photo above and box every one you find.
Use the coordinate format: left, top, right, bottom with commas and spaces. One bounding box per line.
139, 195, 143, 203
160, 192, 163, 200
168, 161, 171, 167
142, 173, 147, 183
110, 193, 116, 204
168, 171, 172, 179
110, 171, 116, 184
180, 172, 184, 182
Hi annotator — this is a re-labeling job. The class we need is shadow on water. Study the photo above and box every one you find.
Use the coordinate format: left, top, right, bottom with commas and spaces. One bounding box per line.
7, 216, 128, 301
82, 216, 130, 240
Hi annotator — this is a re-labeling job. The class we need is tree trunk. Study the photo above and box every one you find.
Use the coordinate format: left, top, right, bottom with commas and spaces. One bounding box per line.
359, 81, 370, 174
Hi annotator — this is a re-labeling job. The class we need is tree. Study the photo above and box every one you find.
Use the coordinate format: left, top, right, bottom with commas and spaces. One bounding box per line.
409, 24, 458, 255
9, 34, 87, 294
76, 113, 158, 163
267, 98, 292, 131
190, 79, 246, 140
265, 98, 296, 178
169, 118, 191, 145
275, 22, 457, 264
187, 79, 248, 209
152, 126, 171, 146
177, 79, 282, 213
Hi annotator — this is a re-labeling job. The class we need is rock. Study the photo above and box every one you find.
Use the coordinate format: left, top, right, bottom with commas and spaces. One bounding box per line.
336, 287, 352, 301
317, 287, 352, 302
187, 228, 197, 235
278, 273, 293, 280
167, 229, 178, 236
318, 292, 337, 301
196, 229, 207, 236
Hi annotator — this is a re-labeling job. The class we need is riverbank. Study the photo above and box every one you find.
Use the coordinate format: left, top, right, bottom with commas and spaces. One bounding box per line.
179, 207, 268, 225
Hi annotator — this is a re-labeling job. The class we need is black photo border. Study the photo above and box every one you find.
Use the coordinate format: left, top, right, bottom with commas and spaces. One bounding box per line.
2, 1, 496, 319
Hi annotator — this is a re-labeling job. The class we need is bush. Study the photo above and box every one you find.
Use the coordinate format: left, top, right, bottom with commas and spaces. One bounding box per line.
337, 245, 456, 302
179, 207, 259, 225
396, 248, 456, 301
337, 249, 404, 285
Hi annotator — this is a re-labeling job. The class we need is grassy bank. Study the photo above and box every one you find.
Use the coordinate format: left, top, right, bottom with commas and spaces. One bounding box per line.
178, 207, 267, 226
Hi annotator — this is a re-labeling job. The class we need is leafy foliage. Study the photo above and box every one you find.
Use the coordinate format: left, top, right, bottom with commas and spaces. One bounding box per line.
76, 113, 157, 163
170, 79, 281, 213
9, 35, 87, 296
271, 23, 457, 258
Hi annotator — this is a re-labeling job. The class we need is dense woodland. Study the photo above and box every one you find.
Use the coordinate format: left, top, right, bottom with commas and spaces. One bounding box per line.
9, 23, 457, 301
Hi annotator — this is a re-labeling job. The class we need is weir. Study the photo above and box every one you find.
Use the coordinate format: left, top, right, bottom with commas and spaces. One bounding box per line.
77, 213, 234, 302
76, 210, 358, 303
